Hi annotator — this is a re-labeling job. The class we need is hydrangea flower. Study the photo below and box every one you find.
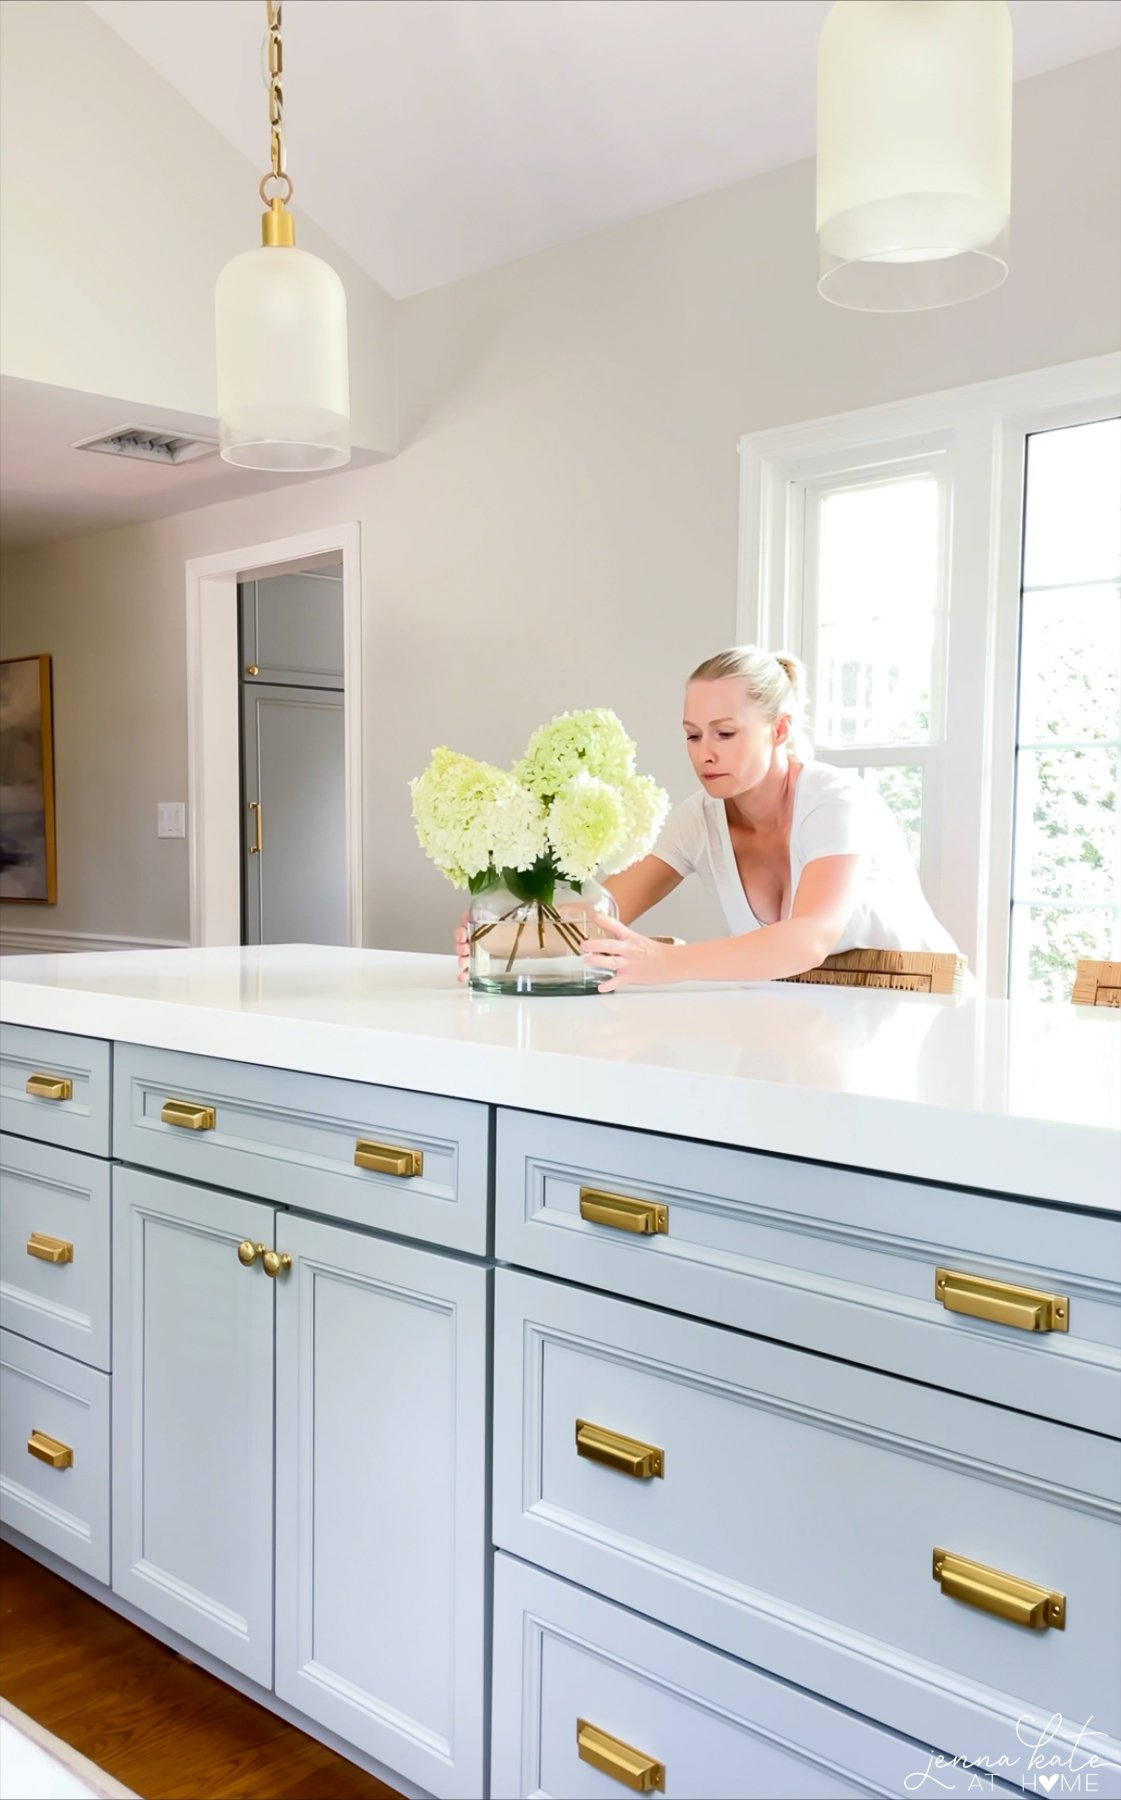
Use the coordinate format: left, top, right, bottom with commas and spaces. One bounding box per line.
514, 709, 636, 800
599, 772, 672, 876
410, 749, 546, 889
546, 772, 628, 883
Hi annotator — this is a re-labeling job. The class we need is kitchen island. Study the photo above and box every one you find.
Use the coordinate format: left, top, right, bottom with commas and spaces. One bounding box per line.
1, 945, 1119, 1799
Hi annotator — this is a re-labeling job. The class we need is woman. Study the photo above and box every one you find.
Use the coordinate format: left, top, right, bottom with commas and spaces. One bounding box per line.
458, 646, 959, 991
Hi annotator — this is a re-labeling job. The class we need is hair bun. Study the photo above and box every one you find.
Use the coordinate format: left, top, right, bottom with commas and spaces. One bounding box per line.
774, 653, 806, 703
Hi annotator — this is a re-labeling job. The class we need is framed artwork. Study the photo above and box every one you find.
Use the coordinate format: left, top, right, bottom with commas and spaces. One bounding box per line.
0, 654, 58, 903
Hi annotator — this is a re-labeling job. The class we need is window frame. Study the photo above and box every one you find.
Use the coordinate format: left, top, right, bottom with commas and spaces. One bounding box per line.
737, 353, 1121, 997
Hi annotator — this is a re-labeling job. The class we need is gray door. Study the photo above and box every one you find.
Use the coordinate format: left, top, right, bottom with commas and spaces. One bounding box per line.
242, 684, 347, 946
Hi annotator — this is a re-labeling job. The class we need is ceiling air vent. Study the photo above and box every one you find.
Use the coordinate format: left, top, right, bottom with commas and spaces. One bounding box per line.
72, 425, 219, 466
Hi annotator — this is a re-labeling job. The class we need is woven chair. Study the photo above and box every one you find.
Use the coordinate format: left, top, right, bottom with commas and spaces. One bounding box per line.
781, 948, 968, 995
1071, 959, 1121, 1008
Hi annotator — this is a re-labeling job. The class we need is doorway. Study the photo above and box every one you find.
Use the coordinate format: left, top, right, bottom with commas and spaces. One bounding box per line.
185, 524, 363, 947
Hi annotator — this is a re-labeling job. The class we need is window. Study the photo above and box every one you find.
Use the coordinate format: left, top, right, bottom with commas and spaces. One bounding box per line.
801, 462, 948, 880
1009, 419, 1121, 1002
738, 354, 1121, 995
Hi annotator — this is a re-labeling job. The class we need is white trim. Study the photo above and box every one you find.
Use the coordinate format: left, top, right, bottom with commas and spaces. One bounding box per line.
185, 524, 364, 949
737, 353, 1121, 997
0, 929, 190, 955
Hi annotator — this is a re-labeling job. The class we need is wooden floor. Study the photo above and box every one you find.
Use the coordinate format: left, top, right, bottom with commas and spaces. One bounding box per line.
0, 1543, 402, 1800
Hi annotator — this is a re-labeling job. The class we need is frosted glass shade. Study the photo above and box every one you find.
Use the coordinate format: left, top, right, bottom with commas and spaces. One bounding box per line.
215, 244, 350, 469
817, 0, 1012, 311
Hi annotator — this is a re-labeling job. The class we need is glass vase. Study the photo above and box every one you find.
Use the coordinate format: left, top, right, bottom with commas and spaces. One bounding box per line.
467, 876, 619, 996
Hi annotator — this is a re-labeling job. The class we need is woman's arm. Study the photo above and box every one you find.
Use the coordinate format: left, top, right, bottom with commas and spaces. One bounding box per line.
585, 855, 863, 991
603, 855, 684, 925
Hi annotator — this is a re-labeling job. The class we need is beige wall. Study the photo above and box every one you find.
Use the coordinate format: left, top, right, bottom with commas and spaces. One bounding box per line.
2, 49, 1119, 953
0, 0, 396, 453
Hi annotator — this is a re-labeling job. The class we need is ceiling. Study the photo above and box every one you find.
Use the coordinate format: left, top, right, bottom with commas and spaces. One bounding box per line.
0, 379, 379, 554
87, 0, 1121, 299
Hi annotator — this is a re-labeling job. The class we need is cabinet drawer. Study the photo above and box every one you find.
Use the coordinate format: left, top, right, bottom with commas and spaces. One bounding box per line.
0, 1329, 109, 1582
491, 1556, 1020, 1799
494, 1269, 1121, 1774
0, 1136, 111, 1370
0, 1024, 111, 1158
496, 1110, 1121, 1435
113, 1043, 489, 1254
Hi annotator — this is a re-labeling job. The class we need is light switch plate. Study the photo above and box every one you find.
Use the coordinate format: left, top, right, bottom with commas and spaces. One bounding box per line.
157, 802, 186, 838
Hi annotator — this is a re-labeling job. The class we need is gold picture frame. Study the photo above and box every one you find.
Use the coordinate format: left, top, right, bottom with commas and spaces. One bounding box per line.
0, 654, 58, 904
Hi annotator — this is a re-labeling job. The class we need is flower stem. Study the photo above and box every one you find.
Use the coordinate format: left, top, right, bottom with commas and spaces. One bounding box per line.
504, 916, 528, 972
541, 903, 584, 955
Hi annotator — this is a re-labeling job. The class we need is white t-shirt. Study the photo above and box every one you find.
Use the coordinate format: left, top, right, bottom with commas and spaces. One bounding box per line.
652, 762, 958, 954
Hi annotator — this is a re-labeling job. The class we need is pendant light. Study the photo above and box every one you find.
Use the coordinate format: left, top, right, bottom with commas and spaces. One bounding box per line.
816, 0, 1012, 312
215, 1, 350, 469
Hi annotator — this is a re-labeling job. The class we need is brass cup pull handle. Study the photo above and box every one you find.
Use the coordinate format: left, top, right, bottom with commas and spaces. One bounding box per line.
579, 1188, 668, 1235
237, 1240, 267, 1268
576, 1419, 664, 1480
262, 1249, 292, 1279
28, 1431, 73, 1470
248, 799, 263, 854
354, 1139, 424, 1178
933, 1549, 1065, 1631
935, 1268, 1069, 1333
577, 1720, 665, 1793
25, 1073, 73, 1102
161, 1099, 216, 1131
27, 1233, 74, 1265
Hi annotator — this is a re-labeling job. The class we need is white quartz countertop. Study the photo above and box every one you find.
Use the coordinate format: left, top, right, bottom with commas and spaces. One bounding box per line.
2, 944, 1118, 1209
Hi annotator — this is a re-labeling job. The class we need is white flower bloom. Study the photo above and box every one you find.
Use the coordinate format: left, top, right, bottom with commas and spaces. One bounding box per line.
514, 709, 636, 800
410, 748, 546, 888
546, 772, 628, 883
598, 772, 671, 875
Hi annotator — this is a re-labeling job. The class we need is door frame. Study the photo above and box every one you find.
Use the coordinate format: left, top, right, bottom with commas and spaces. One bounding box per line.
185, 523, 363, 947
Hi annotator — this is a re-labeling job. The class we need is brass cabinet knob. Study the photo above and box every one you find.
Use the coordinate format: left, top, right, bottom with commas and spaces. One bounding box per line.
262, 1249, 292, 1279
246, 664, 259, 676
237, 1240, 266, 1268
26, 1073, 73, 1102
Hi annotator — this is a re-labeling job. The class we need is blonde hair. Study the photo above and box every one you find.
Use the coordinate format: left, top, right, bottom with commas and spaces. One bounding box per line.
687, 646, 811, 758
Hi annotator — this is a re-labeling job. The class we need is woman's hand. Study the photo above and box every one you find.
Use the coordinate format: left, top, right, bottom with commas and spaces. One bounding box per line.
582, 913, 682, 993
455, 913, 469, 984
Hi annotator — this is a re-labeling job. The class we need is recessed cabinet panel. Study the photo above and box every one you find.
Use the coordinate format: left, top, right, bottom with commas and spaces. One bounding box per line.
0, 1134, 111, 1369
239, 573, 344, 689
495, 1108, 1121, 1435
490, 1556, 1017, 1800
0, 1329, 110, 1582
112, 1166, 276, 1686
274, 1212, 489, 1799
493, 1268, 1121, 1768
0, 1024, 111, 1157
114, 1043, 489, 1254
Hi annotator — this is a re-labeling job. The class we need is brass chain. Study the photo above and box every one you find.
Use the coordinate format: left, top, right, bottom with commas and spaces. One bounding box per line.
267, 0, 285, 185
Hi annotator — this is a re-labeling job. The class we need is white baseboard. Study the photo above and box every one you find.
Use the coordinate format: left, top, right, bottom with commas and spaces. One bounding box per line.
0, 927, 190, 955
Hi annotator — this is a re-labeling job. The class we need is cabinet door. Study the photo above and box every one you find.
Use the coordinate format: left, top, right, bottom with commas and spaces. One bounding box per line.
274, 1213, 489, 1799
112, 1167, 276, 1685
241, 682, 347, 947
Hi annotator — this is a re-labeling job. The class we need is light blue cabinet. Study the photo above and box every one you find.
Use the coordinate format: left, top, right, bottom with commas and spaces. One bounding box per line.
3, 1019, 1117, 1800
111, 1167, 277, 1685
274, 1212, 489, 1798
